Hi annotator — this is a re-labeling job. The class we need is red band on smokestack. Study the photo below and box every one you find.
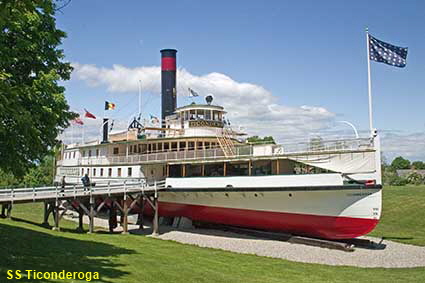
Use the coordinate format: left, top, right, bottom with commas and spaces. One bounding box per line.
161, 57, 176, 71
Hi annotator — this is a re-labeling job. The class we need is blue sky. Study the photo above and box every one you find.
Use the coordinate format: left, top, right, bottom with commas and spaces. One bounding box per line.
57, 0, 425, 161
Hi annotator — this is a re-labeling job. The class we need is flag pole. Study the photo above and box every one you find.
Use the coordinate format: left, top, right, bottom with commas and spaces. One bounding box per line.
366, 27, 374, 136
82, 123, 85, 144
138, 80, 142, 116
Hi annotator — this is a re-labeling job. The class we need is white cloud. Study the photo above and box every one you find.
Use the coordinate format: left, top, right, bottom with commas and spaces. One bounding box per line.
70, 63, 425, 161
71, 63, 335, 141
380, 131, 425, 162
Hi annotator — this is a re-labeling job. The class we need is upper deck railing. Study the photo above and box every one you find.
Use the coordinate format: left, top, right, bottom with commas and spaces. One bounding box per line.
58, 137, 375, 166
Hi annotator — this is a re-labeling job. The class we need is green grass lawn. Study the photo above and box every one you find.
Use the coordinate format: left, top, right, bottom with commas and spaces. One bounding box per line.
0, 186, 424, 283
368, 185, 425, 246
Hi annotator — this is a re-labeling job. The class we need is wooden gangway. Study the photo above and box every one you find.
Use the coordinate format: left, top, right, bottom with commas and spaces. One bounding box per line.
0, 180, 165, 235
0, 180, 165, 204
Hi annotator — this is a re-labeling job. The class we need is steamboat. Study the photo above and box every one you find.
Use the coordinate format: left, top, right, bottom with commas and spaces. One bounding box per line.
55, 49, 382, 239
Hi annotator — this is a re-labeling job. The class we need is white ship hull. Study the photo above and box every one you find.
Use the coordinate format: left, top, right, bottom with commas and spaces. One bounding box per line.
150, 174, 382, 239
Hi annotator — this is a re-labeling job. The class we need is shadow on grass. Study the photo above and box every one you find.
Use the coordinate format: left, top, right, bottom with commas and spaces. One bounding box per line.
0, 222, 135, 283
9, 217, 90, 234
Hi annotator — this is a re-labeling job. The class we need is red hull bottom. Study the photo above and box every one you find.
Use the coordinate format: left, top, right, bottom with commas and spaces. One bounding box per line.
146, 201, 379, 239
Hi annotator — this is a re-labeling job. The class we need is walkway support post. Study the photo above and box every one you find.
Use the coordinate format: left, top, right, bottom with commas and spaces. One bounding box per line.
152, 187, 159, 236
42, 201, 50, 226
77, 206, 84, 233
89, 194, 94, 233
122, 183, 129, 234
2, 203, 12, 219
137, 195, 144, 230
52, 200, 60, 231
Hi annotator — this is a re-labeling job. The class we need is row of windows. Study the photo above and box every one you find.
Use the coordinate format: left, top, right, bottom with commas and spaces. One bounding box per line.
121, 141, 219, 155
177, 109, 223, 121
64, 149, 101, 159
81, 167, 132, 177
64, 151, 76, 159
66, 140, 220, 159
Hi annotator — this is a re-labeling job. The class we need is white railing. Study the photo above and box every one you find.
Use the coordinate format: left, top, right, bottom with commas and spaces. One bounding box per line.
75, 137, 374, 165
0, 180, 166, 203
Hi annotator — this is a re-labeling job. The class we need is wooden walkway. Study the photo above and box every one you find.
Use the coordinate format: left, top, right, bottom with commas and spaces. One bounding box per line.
0, 180, 165, 235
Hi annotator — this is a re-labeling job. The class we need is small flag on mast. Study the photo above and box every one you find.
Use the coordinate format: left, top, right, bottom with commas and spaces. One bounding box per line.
72, 117, 84, 125
105, 101, 116, 110
368, 34, 408, 68
188, 88, 199, 97
84, 109, 96, 119
150, 114, 160, 124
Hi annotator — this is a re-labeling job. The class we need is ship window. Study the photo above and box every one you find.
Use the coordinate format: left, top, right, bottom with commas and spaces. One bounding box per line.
73, 152, 76, 158
169, 165, 182, 177
204, 163, 224, 177
113, 147, 119, 155
179, 141, 186, 150
152, 143, 157, 152
197, 109, 205, 120
82, 150, 86, 157
88, 150, 92, 157
205, 142, 211, 149
108, 168, 112, 177
227, 162, 249, 176
128, 167, 132, 177
164, 142, 169, 151
171, 142, 177, 151
93, 168, 96, 176
100, 168, 104, 177
205, 110, 211, 120
252, 160, 272, 176
96, 149, 99, 156
87, 168, 90, 176
213, 111, 218, 121
186, 164, 202, 177
188, 141, 195, 150
129, 145, 133, 154
189, 110, 195, 120
81, 168, 84, 175
184, 111, 189, 120
118, 168, 122, 177
141, 144, 147, 154
158, 143, 163, 151
197, 141, 203, 150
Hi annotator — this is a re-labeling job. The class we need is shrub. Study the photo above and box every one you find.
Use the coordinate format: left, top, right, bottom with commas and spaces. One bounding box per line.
406, 172, 424, 185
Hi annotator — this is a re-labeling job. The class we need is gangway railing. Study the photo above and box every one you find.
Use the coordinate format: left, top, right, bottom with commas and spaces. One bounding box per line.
0, 180, 166, 204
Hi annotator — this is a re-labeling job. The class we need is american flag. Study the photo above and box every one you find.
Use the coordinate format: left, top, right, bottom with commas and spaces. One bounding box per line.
368, 34, 408, 68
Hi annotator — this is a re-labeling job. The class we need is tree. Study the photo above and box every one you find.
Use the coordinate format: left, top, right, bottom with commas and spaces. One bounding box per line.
412, 161, 425, 170
0, 169, 20, 188
247, 136, 276, 144
0, 0, 76, 177
390, 156, 411, 170
22, 155, 55, 187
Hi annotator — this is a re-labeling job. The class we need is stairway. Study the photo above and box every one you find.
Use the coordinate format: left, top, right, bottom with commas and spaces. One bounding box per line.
216, 127, 236, 157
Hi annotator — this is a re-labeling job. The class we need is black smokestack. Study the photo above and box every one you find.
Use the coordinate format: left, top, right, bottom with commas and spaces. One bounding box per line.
102, 118, 109, 143
160, 49, 177, 127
